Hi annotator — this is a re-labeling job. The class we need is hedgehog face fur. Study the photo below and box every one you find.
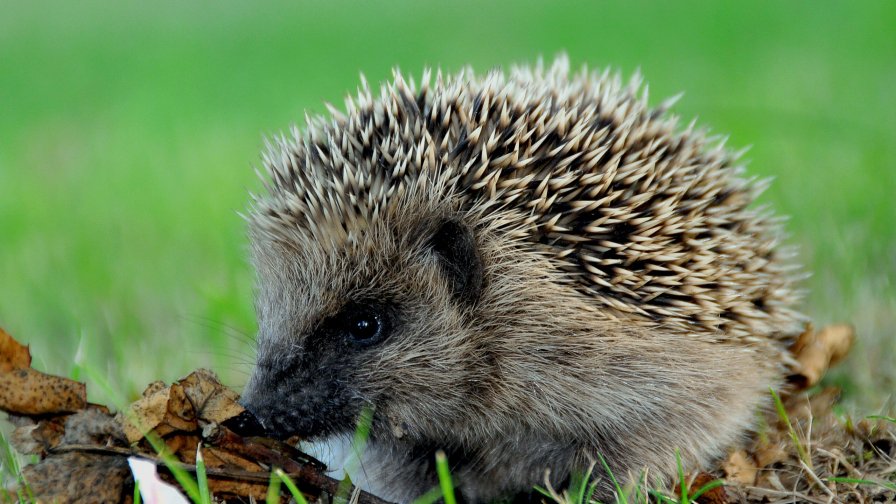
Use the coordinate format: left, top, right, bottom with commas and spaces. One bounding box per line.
241, 56, 805, 502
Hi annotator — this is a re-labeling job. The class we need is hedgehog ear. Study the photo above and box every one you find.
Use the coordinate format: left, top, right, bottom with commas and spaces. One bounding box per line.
428, 219, 484, 305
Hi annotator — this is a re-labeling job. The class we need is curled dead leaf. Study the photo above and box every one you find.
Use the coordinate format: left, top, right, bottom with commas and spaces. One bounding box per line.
0, 326, 390, 504
789, 323, 855, 389
116, 369, 244, 444
180, 368, 245, 424
117, 381, 197, 443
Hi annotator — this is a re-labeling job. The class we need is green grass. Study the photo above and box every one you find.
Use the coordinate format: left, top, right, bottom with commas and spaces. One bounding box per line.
273, 469, 310, 504
534, 451, 725, 504
435, 451, 458, 504
770, 388, 810, 466
1, 0, 893, 409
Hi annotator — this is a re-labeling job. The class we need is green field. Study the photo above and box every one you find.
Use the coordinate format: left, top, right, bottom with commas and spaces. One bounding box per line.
1, 1, 894, 410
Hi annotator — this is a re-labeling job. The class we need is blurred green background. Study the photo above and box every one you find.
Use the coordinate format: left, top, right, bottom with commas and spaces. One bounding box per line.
1, 1, 893, 410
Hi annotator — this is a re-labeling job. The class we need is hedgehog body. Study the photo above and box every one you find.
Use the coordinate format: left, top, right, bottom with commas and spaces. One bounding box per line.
241, 57, 805, 502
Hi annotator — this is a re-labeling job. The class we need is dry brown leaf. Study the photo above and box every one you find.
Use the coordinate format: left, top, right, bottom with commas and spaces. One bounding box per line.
142, 379, 167, 397
162, 433, 200, 461
163, 431, 263, 471
204, 423, 325, 473
0, 325, 387, 504
0, 329, 87, 416
0, 367, 87, 415
160, 382, 200, 434
789, 323, 855, 389
117, 381, 198, 443
679, 472, 729, 504
0, 327, 31, 372
159, 434, 264, 472
117, 384, 169, 443
179, 368, 245, 423
723, 450, 757, 485
203, 477, 270, 502
116, 370, 243, 444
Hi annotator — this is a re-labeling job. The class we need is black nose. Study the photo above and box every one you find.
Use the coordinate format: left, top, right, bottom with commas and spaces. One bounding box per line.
240, 364, 301, 439
241, 353, 358, 441
239, 394, 306, 440
222, 408, 268, 437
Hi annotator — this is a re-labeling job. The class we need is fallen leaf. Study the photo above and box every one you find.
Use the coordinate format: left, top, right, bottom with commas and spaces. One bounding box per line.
681, 472, 728, 504
160, 382, 200, 434
117, 381, 198, 443
180, 368, 245, 423
789, 324, 855, 389
162, 433, 200, 462
0, 324, 390, 504
0, 327, 31, 371
117, 385, 169, 443
203, 476, 270, 502
0, 366, 87, 415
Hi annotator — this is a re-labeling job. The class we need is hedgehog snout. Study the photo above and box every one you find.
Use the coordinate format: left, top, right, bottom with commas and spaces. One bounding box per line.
242, 338, 368, 441
241, 371, 337, 440
240, 360, 305, 439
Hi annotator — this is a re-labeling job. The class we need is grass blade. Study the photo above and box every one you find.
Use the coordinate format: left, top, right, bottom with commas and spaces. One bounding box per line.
275, 469, 310, 504
828, 476, 896, 492
675, 450, 686, 504
266, 470, 282, 504
1, 428, 35, 503
769, 387, 810, 466
688, 479, 725, 501
196, 445, 211, 504
435, 450, 457, 504
335, 406, 375, 503
596, 452, 625, 501
410, 487, 443, 504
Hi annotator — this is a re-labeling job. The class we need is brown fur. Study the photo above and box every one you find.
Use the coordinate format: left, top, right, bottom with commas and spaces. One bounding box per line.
241, 56, 805, 502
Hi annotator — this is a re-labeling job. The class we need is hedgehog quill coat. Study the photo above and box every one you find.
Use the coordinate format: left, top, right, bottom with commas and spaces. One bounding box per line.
241, 56, 805, 502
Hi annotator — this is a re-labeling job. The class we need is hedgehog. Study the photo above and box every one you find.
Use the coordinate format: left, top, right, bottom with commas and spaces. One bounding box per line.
240, 56, 805, 502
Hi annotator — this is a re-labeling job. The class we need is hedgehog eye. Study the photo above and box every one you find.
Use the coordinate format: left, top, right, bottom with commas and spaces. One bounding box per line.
339, 304, 390, 346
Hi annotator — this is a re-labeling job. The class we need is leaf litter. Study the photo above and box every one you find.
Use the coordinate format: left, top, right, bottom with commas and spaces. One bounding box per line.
1, 324, 893, 503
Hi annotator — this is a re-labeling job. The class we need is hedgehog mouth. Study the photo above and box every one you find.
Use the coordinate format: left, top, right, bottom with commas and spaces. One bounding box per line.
240, 382, 362, 441
240, 399, 354, 441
